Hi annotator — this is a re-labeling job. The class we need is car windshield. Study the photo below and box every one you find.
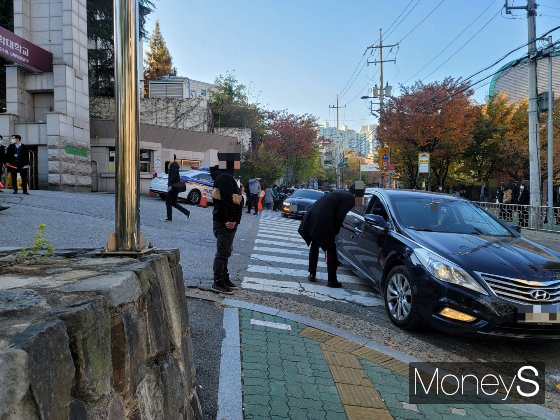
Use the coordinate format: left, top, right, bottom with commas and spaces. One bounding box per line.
291, 189, 324, 200
391, 197, 512, 236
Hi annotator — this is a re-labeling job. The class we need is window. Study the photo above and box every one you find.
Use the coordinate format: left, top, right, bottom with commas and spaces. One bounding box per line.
200, 89, 207, 96
195, 173, 213, 182
139, 149, 152, 173
190, 90, 196, 98
366, 195, 389, 221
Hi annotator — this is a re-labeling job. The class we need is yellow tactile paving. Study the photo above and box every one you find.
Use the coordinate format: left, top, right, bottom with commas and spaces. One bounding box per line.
335, 383, 386, 408
299, 327, 334, 343
351, 347, 393, 364
345, 405, 394, 420
323, 351, 363, 369
322, 336, 362, 352
329, 365, 374, 387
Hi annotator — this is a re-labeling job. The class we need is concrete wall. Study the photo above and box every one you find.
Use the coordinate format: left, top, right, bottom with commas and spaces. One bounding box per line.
215, 127, 251, 153
0, 250, 202, 419
90, 97, 210, 132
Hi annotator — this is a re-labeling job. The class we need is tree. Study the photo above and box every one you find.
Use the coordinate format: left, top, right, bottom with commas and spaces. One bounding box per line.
87, 0, 154, 97
245, 145, 284, 187
378, 78, 476, 189
210, 73, 265, 148
144, 19, 174, 94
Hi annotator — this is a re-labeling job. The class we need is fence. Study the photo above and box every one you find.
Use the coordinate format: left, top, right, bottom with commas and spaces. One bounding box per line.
475, 201, 560, 233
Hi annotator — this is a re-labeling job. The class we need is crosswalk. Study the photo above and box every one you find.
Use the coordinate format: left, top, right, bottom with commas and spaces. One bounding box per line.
241, 211, 383, 306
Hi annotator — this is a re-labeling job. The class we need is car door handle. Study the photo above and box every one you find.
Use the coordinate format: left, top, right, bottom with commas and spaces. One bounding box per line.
354, 226, 363, 234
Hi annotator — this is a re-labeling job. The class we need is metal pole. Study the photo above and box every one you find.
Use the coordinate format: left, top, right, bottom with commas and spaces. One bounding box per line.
108, 0, 145, 253
527, 0, 541, 212
379, 28, 384, 110
548, 36, 554, 229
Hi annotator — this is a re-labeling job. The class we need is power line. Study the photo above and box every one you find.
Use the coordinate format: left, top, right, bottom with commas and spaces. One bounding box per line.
384, 0, 423, 40
421, 7, 502, 82
398, 0, 447, 43
383, 0, 416, 36
337, 49, 368, 101
403, 0, 495, 84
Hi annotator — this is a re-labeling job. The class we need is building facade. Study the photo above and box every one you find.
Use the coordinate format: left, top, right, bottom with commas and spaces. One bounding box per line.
318, 122, 374, 157
148, 75, 218, 100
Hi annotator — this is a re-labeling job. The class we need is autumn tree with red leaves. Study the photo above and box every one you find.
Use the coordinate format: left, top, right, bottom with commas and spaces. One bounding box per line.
378, 78, 476, 189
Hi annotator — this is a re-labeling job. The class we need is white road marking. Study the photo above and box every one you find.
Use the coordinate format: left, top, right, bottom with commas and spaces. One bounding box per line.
250, 319, 292, 330
241, 277, 383, 306
253, 246, 309, 256
254, 239, 308, 249
251, 253, 326, 268
258, 221, 300, 229
256, 228, 302, 238
257, 233, 306, 243
246, 265, 365, 285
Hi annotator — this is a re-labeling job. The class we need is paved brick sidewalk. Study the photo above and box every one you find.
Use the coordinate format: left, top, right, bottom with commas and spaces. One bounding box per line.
238, 309, 546, 420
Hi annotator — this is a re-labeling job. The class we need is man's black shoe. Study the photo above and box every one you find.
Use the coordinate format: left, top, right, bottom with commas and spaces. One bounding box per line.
327, 280, 342, 288
210, 282, 234, 295
12, 191, 17, 194
0, 206, 9, 211
23, 191, 29, 195
224, 278, 239, 290
307, 274, 316, 282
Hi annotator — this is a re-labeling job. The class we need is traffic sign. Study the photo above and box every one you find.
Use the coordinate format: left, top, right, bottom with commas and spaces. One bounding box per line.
418, 153, 430, 174
378, 148, 390, 169
360, 164, 379, 172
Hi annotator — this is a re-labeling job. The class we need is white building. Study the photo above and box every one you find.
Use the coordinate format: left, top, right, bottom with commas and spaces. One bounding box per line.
318, 122, 373, 157
148, 75, 218, 100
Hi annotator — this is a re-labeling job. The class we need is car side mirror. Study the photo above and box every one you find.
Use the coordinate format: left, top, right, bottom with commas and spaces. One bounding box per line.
365, 214, 389, 232
510, 224, 522, 233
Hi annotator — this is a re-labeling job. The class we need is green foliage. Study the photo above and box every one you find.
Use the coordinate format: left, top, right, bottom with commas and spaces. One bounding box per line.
87, 0, 155, 97
19, 224, 56, 262
245, 145, 285, 187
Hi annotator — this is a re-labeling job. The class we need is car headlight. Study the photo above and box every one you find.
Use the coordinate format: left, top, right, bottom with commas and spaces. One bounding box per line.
413, 248, 488, 295
283, 201, 290, 207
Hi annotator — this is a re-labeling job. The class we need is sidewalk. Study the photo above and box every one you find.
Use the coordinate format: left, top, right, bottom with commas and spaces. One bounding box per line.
215, 300, 555, 420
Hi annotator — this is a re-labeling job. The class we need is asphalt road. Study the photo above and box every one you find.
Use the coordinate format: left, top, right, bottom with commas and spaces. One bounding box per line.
1, 190, 559, 413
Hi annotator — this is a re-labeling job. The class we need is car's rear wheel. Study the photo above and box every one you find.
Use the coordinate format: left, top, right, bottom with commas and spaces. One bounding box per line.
158, 193, 167, 200
187, 190, 201, 205
383, 266, 420, 330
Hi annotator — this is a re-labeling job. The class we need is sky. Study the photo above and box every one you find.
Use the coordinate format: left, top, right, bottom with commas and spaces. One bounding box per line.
145, 0, 560, 130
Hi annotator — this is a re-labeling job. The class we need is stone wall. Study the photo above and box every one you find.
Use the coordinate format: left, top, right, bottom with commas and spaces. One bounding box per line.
90, 97, 210, 132
214, 127, 252, 153
0, 249, 202, 420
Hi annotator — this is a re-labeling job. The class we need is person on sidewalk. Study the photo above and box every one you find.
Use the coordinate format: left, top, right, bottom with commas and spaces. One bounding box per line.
264, 185, 275, 211
5, 135, 30, 195
247, 177, 261, 215
162, 155, 190, 222
298, 187, 355, 288
210, 165, 243, 294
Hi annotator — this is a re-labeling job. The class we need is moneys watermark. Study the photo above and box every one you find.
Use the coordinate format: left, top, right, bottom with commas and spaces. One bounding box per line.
409, 362, 545, 404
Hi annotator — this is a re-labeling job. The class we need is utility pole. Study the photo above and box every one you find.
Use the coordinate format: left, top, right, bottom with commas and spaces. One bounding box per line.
330, 95, 345, 188
505, 0, 541, 213
367, 28, 397, 188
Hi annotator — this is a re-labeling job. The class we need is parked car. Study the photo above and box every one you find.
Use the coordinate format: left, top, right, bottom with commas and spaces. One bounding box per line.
281, 189, 324, 219
337, 189, 560, 338
149, 169, 213, 205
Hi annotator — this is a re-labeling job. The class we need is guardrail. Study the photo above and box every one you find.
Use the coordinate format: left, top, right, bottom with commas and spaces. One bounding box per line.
475, 201, 560, 233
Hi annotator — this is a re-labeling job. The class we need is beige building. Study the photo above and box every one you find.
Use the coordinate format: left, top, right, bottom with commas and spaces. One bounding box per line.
90, 119, 240, 193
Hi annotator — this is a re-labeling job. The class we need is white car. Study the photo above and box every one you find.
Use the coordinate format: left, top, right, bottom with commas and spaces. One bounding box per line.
149, 169, 214, 205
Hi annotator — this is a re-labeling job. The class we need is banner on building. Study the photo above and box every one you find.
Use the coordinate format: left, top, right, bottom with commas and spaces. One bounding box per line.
0, 26, 53, 73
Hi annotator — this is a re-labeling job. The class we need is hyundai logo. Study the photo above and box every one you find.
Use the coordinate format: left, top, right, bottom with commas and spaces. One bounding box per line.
529, 290, 551, 301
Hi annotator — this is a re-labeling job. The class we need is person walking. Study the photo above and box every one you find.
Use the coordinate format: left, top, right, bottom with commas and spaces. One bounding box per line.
5, 135, 30, 195
264, 185, 274, 211
298, 187, 355, 288
247, 177, 261, 215
162, 155, 190, 222
210, 165, 243, 294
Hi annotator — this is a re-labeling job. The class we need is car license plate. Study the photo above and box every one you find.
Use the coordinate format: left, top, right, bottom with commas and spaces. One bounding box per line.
517, 304, 560, 323
290, 204, 297, 212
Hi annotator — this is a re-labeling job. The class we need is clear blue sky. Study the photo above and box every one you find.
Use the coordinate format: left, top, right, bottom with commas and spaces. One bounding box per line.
145, 0, 560, 130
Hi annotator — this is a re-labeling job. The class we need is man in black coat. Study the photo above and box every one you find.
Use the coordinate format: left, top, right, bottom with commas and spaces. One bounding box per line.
5, 135, 30, 194
163, 155, 190, 221
298, 188, 355, 288
210, 165, 243, 294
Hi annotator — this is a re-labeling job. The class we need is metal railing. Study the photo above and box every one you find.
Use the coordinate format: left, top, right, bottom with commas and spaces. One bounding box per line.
475, 201, 560, 233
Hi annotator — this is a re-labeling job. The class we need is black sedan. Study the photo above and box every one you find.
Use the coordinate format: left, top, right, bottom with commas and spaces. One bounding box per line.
337, 189, 560, 338
281, 189, 325, 218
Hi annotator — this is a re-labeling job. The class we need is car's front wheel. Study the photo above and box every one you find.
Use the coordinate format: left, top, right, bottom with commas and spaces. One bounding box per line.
383, 266, 420, 330
187, 190, 201, 205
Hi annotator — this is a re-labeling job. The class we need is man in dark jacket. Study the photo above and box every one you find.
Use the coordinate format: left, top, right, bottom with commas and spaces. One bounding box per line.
5, 135, 30, 194
210, 165, 243, 294
298, 188, 355, 288
163, 155, 190, 221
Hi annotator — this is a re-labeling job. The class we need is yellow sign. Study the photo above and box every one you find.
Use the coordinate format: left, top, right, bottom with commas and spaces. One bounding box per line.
418, 152, 430, 174
378, 148, 390, 169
